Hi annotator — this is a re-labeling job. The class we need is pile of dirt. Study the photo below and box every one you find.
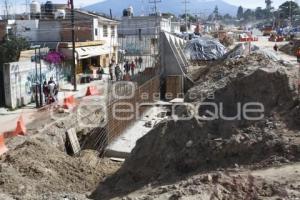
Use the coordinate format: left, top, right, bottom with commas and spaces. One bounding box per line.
186, 53, 298, 106
92, 53, 300, 199
0, 138, 121, 200
113, 163, 300, 200
279, 39, 300, 56
0, 99, 121, 200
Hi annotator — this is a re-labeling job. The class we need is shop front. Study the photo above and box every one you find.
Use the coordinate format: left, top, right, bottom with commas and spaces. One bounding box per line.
60, 42, 117, 84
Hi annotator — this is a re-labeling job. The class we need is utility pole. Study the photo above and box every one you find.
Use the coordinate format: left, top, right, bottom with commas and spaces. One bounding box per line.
39, 48, 43, 107
70, 0, 77, 91
35, 48, 39, 108
182, 0, 190, 32
4, 0, 11, 20
149, 0, 161, 56
148, 0, 161, 16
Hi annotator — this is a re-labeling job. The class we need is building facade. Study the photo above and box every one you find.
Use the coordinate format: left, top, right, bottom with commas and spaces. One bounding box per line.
2, 48, 63, 109
1, 5, 119, 108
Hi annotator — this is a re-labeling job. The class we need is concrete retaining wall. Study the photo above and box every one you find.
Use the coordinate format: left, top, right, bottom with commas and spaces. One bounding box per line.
3, 60, 59, 109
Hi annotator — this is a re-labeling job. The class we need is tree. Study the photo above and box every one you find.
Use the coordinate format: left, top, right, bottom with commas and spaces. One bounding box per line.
237, 6, 244, 20
213, 6, 219, 19
265, 0, 273, 10
243, 9, 255, 21
255, 7, 265, 20
223, 13, 232, 20
180, 13, 196, 23
211, 6, 222, 20
279, 1, 300, 18
0, 36, 30, 66
265, 0, 274, 18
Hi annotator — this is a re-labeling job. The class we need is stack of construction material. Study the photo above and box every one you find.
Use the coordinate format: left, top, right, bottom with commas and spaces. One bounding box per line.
224, 43, 281, 63
184, 37, 227, 61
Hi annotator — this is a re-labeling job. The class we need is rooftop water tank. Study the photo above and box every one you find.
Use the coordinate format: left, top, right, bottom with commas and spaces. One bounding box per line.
127, 6, 133, 16
45, 1, 54, 13
30, 0, 41, 14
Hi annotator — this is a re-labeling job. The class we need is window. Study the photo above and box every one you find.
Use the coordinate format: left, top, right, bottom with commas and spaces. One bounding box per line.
95, 28, 98, 36
103, 25, 108, 37
111, 26, 115, 37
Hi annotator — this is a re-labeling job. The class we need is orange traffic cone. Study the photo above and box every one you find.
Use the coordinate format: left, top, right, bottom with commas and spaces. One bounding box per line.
63, 95, 76, 109
13, 115, 27, 136
86, 86, 93, 96
85, 86, 100, 96
0, 134, 8, 155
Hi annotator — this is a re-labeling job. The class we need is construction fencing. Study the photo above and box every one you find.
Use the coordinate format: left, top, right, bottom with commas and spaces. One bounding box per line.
106, 75, 160, 144
81, 75, 160, 153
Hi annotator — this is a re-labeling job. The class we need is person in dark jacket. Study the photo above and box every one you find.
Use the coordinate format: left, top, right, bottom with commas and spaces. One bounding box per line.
124, 61, 130, 74
115, 64, 122, 81
43, 81, 49, 104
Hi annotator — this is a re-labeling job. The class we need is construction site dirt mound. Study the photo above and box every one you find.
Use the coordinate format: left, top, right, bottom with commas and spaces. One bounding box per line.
101, 163, 300, 199
92, 53, 300, 199
0, 135, 121, 200
0, 103, 119, 199
280, 39, 300, 56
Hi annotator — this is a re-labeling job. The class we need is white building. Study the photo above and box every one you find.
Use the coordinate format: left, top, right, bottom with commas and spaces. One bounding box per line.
171, 22, 181, 34
119, 15, 172, 36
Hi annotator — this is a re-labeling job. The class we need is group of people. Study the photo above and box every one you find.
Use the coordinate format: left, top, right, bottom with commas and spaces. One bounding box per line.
123, 57, 144, 76
123, 61, 136, 76
104, 57, 144, 81
43, 77, 58, 104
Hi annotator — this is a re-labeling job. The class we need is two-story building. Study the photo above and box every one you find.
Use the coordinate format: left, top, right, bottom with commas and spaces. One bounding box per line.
59, 9, 119, 78
118, 11, 173, 58
11, 4, 119, 85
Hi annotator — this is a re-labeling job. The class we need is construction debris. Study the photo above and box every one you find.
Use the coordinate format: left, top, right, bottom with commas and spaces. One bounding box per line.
280, 39, 300, 56
0, 138, 121, 200
0, 43, 300, 200
184, 37, 227, 61
91, 52, 300, 199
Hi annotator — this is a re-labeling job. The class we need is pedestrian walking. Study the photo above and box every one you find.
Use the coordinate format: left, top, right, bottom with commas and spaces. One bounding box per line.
297, 48, 300, 63
109, 62, 114, 80
138, 56, 143, 72
273, 43, 278, 52
124, 61, 130, 74
115, 64, 122, 81
48, 82, 58, 103
97, 65, 104, 80
42, 81, 49, 104
130, 61, 136, 76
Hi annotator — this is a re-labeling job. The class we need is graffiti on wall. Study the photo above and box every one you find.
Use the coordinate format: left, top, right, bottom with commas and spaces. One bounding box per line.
10, 62, 61, 97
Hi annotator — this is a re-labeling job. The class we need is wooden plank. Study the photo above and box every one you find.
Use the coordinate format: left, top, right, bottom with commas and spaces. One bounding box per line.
166, 76, 183, 100
67, 128, 81, 155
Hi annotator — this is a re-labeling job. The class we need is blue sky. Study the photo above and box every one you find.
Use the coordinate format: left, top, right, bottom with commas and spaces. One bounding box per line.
2, 0, 299, 14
